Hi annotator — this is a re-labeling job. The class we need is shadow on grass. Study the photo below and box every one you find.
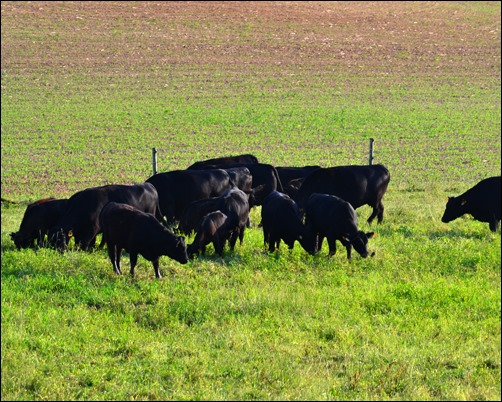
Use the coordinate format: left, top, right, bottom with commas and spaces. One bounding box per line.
427, 229, 499, 241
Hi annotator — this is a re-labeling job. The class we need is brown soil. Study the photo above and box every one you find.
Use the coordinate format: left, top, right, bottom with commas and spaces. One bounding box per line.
2, 1, 500, 76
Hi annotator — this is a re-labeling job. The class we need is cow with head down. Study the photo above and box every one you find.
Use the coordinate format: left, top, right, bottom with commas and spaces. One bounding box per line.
10, 197, 68, 249
260, 190, 315, 254
442, 176, 501, 232
187, 210, 232, 258
304, 193, 376, 260
99, 202, 188, 279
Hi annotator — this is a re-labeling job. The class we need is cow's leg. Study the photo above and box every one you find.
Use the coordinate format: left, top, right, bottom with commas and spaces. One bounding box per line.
489, 216, 500, 232
268, 233, 277, 252
152, 258, 161, 279
263, 226, 270, 247
367, 208, 378, 224
214, 240, 224, 256
377, 201, 385, 223
129, 253, 138, 277
339, 237, 352, 260
239, 228, 245, 245
36, 230, 44, 248
108, 244, 122, 275
317, 234, 324, 253
229, 230, 239, 250
327, 237, 337, 257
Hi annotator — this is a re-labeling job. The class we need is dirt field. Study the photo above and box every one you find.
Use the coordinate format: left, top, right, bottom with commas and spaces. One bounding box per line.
2, 1, 500, 75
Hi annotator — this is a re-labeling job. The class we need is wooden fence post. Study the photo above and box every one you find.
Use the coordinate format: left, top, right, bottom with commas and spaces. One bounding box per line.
369, 138, 374, 165
152, 148, 157, 175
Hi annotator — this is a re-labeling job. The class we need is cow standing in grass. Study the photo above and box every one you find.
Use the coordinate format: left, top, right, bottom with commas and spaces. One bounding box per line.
99, 202, 188, 279
187, 210, 232, 257
304, 193, 375, 260
260, 190, 315, 253
442, 176, 501, 232
295, 164, 390, 224
10, 197, 68, 249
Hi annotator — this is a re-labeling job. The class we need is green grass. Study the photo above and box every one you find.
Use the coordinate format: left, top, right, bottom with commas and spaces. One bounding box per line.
1, 1, 500, 400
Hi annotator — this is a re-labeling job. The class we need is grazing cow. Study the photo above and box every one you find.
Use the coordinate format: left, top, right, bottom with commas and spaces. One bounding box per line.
215, 187, 250, 250
49, 183, 163, 251
99, 202, 188, 278
442, 176, 501, 232
187, 211, 231, 257
10, 198, 68, 249
146, 168, 234, 227
260, 190, 315, 253
179, 197, 221, 236
304, 193, 375, 260
295, 164, 390, 224
188, 162, 283, 205
186, 153, 259, 170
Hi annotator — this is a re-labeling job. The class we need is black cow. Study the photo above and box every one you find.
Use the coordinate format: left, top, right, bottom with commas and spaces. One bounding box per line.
10, 197, 68, 249
215, 187, 250, 250
49, 183, 163, 251
188, 162, 283, 205
187, 210, 231, 257
99, 202, 188, 278
304, 193, 375, 259
260, 190, 315, 253
442, 176, 501, 232
146, 169, 234, 227
179, 197, 221, 236
187, 153, 259, 170
295, 164, 390, 224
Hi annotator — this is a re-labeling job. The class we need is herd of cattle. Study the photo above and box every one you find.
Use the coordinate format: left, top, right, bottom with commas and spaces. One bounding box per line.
9, 153, 502, 278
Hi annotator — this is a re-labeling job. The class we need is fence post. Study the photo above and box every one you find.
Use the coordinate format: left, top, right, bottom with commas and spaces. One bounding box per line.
152, 148, 157, 175
368, 138, 374, 165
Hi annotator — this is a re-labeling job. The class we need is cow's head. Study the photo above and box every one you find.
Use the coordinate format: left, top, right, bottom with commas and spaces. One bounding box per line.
298, 226, 318, 255
441, 196, 467, 223
342, 231, 376, 258
167, 234, 189, 264
10, 231, 28, 250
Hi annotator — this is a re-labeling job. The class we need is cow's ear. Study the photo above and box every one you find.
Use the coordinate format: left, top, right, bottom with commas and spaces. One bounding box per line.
366, 232, 376, 239
460, 199, 467, 206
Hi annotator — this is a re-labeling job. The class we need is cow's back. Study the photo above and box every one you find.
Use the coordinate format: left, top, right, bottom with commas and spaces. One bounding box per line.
187, 154, 259, 170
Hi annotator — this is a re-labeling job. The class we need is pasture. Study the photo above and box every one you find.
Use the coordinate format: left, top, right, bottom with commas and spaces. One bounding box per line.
1, 1, 500, 400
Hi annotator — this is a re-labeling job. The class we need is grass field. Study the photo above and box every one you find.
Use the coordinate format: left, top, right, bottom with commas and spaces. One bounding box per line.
1, 1, 501, 400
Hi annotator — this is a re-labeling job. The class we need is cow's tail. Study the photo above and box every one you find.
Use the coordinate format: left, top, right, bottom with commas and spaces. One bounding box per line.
271, 166, 284, 192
